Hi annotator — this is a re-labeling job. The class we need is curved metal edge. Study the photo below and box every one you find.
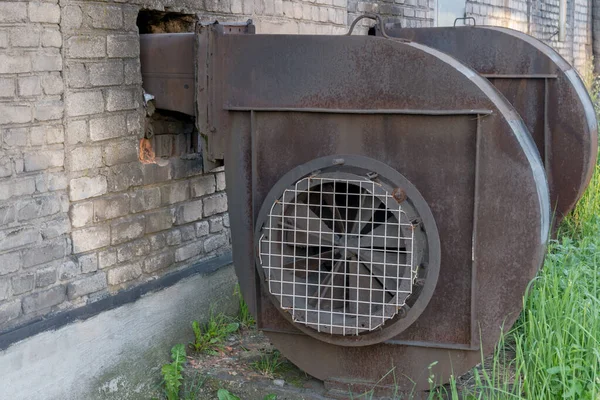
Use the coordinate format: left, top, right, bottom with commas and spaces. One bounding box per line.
564, 67, 599, 197
407, 40, 550, 244
253, 154, 441, 347
384, 25, 594, 219
480, 26, 598, 202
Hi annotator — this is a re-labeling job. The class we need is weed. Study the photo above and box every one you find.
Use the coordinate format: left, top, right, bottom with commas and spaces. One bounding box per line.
189, 312, 239, 355
234, 284, 255, 328
284, 372, 309, 389
251, 350, 285, 378
563, 165, 600, 238
161, 344, 186, 400
217, 388, 240, 400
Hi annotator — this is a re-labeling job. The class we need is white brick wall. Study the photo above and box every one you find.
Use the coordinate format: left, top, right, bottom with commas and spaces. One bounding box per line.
466, 0, 593, 76
0, 0, 69, 328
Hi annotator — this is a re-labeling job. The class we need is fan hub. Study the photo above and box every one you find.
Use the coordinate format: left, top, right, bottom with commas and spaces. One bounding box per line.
333, 235, 359, 258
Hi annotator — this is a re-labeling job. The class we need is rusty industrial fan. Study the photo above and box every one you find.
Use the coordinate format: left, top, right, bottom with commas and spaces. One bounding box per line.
140, 19, 557, 394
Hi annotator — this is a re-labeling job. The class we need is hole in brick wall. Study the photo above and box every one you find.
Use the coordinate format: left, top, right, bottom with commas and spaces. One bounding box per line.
146, 109, 199, 158
137, 10, 196, 34
137, 10, 200, 162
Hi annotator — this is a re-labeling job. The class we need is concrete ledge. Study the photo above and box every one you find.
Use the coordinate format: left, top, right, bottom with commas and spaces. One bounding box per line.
0, 252, 233, 351
0, 264, 239, 400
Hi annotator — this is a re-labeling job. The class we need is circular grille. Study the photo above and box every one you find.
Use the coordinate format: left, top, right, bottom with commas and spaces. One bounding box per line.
258, 168, 428, 336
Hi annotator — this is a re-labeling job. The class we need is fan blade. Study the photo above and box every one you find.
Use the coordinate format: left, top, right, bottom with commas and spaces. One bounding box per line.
358, 249, 406, 265
284, 202, 334, 236
278, 200, 335, 247
358, 217, 404, 249
350, 194, 383, 235
281, 250, 334, 278
280, 219, 334, 247
357, 250, 412, 294
346, 259, 385, 316
308, 260, 345, 308
320, 183, 346, 232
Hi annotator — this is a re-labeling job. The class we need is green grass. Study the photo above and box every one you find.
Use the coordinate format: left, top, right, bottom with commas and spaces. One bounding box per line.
424, 159, 600, 399
251, 350, 285, 378
563, 165, 600, 239
235, 283, 256, 329
180, 372, 206, 400
189, 312, 239, 355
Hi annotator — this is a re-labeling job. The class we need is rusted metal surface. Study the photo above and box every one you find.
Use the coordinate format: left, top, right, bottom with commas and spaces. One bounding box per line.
379, 25, 598, 224
392, 187, 407, 203
139, 21, 255, 171
196, 21, 255, 171
219, 32, 549, 390
139, 33, 196, 116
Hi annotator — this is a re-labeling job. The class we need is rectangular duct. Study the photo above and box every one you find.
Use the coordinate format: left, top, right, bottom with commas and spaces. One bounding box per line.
139, 20, 255, 170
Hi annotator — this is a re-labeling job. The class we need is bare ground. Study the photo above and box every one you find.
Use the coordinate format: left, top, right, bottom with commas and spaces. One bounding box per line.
185, 327, 331, 400
179, 327, 516, 400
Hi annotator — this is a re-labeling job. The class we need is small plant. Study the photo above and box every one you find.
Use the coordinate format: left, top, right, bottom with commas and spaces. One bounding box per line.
217, 389, 240, 400
189, 312, 239, 354
161, 344, 186, 400
181, 372, 205, 400
252, 350, 285, 378
234, 284, 255, 328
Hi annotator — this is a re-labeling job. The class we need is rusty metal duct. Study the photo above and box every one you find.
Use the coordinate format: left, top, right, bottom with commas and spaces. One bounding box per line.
140, 20, 550, 394
139, 33, 195, 116
379, 24, 599, 225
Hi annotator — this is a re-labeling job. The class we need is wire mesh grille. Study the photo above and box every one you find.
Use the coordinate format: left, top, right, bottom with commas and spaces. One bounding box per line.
258, 176, 417, 335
